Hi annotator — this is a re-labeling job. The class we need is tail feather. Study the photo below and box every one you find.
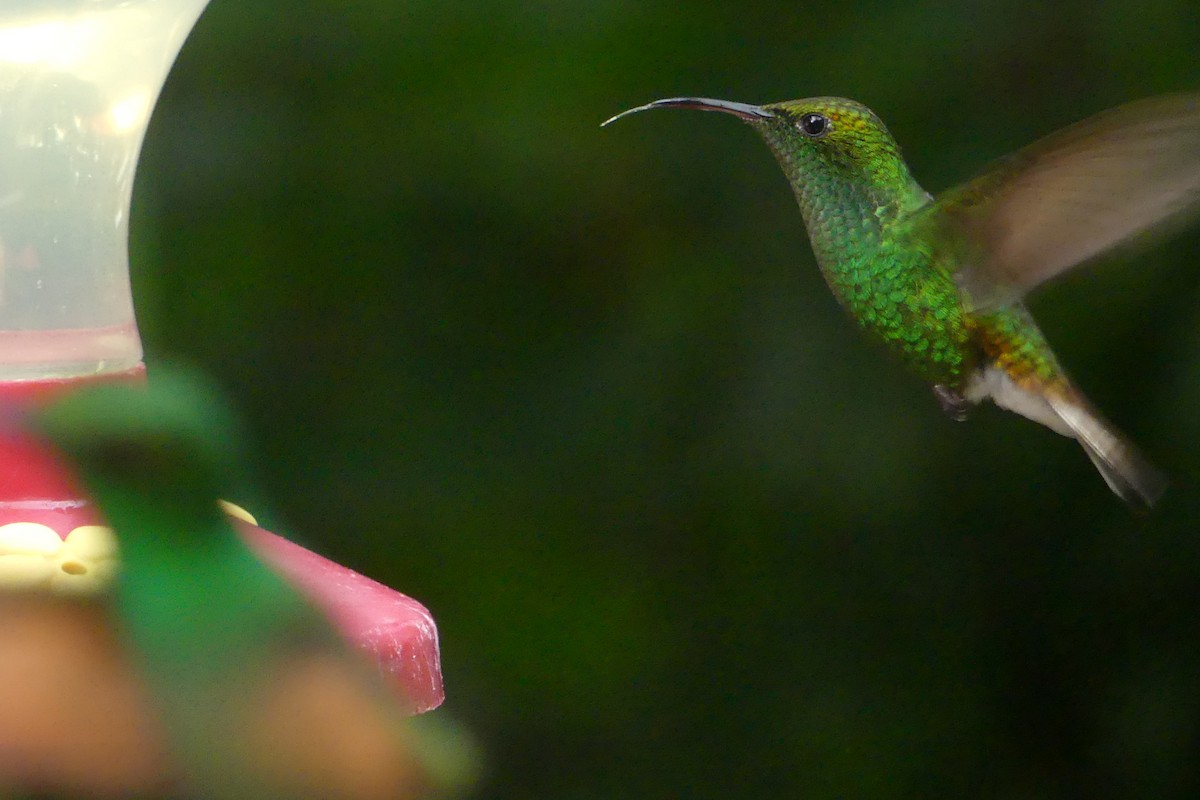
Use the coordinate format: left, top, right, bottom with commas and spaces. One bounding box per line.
1045, 389, 1168, 512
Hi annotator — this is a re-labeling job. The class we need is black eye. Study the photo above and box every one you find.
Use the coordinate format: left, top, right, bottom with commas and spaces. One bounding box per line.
799, 113, 828, 137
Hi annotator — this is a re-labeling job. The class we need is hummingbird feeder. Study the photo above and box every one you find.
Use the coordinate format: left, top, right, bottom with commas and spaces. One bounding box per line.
0, 0, 442, 728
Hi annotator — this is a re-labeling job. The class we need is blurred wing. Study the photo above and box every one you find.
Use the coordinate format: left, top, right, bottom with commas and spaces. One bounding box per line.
927, 94, 1200, 308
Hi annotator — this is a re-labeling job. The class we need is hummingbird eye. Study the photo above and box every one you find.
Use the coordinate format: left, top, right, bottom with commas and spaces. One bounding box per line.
798, 113, 828, 137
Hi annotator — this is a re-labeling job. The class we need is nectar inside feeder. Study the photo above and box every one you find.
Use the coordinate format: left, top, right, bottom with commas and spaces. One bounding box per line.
0, 0, 442, 713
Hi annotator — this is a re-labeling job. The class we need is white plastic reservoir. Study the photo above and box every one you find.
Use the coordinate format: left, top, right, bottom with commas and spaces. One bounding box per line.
0, 0, 209, 379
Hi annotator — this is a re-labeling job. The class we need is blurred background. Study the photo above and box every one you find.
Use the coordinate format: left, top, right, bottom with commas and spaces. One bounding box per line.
131, 1, 1200, 798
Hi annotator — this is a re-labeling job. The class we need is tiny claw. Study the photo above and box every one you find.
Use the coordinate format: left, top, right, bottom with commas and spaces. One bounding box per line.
933, 385, 970, 422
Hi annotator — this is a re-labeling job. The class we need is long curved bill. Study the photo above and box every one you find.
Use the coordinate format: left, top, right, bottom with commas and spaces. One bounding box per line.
602, 97, 773, 127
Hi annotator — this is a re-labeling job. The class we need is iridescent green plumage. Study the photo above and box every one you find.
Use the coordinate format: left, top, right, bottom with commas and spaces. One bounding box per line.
755, 98, 1058, 392
31, 368, 409, 798
604, 94, 1200, 509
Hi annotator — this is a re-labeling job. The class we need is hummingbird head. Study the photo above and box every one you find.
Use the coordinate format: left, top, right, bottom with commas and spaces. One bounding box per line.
30, 364, 259, 524
757, 97, 902, 174
604, 96, 925, 223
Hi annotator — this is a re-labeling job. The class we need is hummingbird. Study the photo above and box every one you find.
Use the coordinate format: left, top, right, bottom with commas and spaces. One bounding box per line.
603, 94, 1200, 510
29, 367, 429, 799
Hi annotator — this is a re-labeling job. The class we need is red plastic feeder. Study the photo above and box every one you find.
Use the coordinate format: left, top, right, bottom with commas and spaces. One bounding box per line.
0, 0, 442, 715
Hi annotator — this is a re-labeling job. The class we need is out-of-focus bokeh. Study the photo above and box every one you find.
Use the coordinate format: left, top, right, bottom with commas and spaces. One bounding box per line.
132, 2, 1200, 798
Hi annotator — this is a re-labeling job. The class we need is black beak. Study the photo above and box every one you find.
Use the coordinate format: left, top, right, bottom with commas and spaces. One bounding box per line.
602, 97, 773, 127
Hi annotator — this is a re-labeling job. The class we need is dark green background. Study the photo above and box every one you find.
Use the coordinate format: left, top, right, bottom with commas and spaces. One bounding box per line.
133, 2, 1200, 797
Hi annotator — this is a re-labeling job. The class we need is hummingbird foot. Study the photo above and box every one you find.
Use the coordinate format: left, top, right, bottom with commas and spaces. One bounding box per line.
933, 385, 970, 422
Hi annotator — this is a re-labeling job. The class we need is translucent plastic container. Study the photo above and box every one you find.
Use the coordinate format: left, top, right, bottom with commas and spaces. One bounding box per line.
0, 0, 209, 379
0, 2, 445, 735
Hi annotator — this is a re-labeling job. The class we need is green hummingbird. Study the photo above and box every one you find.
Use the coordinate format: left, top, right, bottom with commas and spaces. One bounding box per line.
29, 367, 421, 799
604, 94, 1200, 509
